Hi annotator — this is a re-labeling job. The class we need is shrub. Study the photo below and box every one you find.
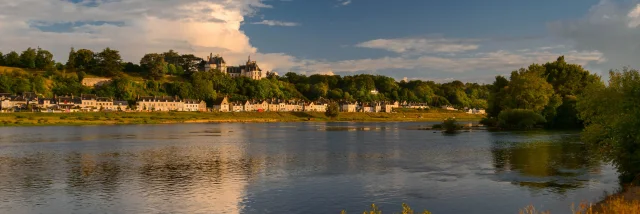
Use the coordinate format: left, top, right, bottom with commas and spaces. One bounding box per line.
442, 117, 461, 133
480, 117, 498, 127
497, 109, 546, 130
325, 103, 340, 118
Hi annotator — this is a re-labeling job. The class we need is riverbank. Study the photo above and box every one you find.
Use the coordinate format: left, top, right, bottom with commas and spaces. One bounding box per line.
0, 111, 483, 127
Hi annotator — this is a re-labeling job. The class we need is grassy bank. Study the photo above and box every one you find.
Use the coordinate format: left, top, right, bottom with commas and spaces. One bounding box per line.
345, 187, 640, 214
0, 111, 483, 127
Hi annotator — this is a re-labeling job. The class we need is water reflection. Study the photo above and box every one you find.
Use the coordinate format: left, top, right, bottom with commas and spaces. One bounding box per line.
0, 123, 619, 214
491, 137, 603, 194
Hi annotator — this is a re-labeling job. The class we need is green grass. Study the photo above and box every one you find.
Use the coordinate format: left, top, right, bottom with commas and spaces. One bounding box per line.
0, 111, 483, 127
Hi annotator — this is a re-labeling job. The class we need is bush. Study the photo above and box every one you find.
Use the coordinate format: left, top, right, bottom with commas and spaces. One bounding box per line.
480, 117, 498, 127
325, 103, 340, 118
442, 117, 461, 133
497, 109, 546, 130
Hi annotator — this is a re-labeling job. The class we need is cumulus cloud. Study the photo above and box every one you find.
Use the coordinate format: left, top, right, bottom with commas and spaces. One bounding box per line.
300, 49, 603, 76
356, 38, 480, 54
549, 0, 640, 72
251, 20, 300, 26
0, 0, 296, 72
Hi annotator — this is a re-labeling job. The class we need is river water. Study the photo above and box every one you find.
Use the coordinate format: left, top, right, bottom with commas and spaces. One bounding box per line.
0, 122, 618, 214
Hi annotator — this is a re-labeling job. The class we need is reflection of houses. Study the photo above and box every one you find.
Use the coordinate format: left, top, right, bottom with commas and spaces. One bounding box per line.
202, 54, 264, 80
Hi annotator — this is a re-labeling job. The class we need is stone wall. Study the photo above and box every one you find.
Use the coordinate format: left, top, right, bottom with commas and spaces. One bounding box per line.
82, 78, 112, 87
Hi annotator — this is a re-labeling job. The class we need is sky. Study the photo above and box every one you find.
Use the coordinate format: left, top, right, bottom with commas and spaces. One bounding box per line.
1, 0, 640, 83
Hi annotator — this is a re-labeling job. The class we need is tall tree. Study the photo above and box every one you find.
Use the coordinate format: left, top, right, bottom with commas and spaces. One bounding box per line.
162, 50, 182, 65
577, 68, 640, 183
75, 49, 95, 71
35, 48, 55, 70
19, 47, 37, 69
0, 51, 4, 66
487, 76, 509, 117
94, 47, 123, 76
501, 65, 555, 112
140, 53, 166, 80
66, 47, 77, 72
5, 51, 20, 67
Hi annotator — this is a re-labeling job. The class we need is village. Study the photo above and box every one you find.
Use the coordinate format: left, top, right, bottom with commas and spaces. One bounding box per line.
0, 92, 486, 114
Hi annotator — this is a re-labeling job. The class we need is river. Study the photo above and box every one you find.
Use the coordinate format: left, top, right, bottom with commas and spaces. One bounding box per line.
0, 122, 619, 214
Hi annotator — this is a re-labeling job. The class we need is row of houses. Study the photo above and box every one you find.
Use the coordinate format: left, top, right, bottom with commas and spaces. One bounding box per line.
212, 97, 328, 112
1, 92, 485, 114
0, 93, 206, 113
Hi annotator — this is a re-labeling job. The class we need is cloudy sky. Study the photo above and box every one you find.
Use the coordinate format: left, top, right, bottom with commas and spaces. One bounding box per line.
1, 0, 639, 82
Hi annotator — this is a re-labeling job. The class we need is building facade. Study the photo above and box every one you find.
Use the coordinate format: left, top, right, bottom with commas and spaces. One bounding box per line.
203, 54, 264, 80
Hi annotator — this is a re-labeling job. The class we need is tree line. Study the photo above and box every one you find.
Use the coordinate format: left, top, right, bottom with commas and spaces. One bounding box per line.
0, 47, 491, 109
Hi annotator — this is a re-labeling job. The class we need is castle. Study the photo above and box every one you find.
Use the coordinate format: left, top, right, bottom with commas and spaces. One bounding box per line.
203, 53, 263, 80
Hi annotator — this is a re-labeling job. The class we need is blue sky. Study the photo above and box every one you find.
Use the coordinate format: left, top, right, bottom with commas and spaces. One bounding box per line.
1, 0, 639, 82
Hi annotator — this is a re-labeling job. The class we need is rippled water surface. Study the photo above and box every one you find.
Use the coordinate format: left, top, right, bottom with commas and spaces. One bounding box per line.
0, 122, 618, 214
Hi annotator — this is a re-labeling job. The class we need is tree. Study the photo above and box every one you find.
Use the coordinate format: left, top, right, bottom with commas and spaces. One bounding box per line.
501, 65, 555, 112
162, 50, 182, 65
75, 49, 95, 71
0, 51, 4, 66
94, 47, 122, 76
325, 102, 340, 118
66, 48, 77, 72
5, 51, 20, 67
19, 47, 37, 69
140, 53, 166, 80
577, 68, 640, 183
167, 64, 177, 75
77, 70, 86, 82
35, 48, 55, 70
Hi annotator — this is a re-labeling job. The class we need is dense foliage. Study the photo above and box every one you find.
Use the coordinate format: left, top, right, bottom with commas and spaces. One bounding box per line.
486, 56, 599, 130
0, 48, 492, 109
577, 68, 640, 183
496, 109, 546, 130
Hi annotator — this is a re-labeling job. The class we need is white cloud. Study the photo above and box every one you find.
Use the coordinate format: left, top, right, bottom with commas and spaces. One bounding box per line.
627, 4, 640, 28
251, 20, 300, 26
0, 0, 296, 72
296, 49, 603, 82
356, 38, 480, 54
336, 0, 352, 6
549, 0, 640, 73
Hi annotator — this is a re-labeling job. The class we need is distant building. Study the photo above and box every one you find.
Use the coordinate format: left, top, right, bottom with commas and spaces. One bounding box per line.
202, 53, 264, 80
213, 97, 230, 112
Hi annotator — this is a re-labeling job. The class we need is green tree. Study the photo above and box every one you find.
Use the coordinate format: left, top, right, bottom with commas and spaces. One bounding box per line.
325, 102, 340, 118
5, 51, 20, 67
167, 64, 177, 75
501, 65, 555, 112
0, 51, 4, 66
35, 48, 55, 70
75, 49, 95, 71
140, 53, 166, 80
577, 68, 640, 183
19, 47, 37, 69
77, 70, 86, 82
66, 47, 77, 72
94, 47, 122, 76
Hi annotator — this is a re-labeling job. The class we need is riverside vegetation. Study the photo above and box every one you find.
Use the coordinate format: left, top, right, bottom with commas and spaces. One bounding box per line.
0, 110, 483, 126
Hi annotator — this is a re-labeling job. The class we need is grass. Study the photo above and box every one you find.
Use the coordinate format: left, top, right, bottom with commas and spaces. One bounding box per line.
0, 111, 484, 127
346, 188, 640, 214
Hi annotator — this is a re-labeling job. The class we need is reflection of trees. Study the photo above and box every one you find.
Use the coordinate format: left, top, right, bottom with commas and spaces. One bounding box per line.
491, 140, 602, 194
